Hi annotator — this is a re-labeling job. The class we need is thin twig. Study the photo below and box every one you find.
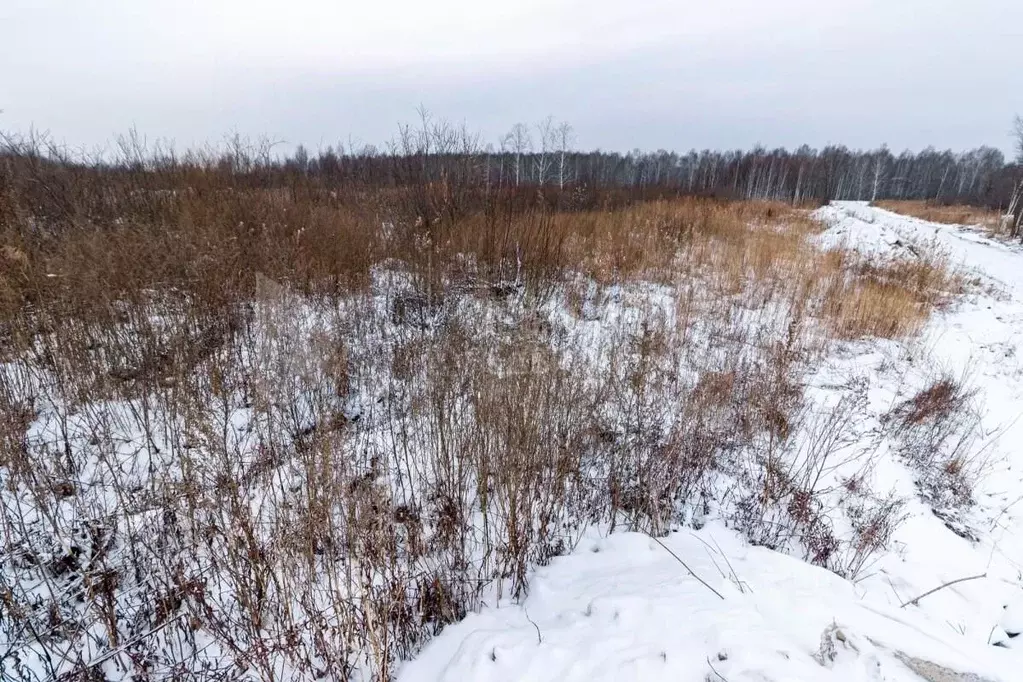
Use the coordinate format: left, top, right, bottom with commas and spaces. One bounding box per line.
900, 573, 986, 608
707, 656, 730, 681
523, 608, 542, 644
81, 612, 189, 671
648, 533, 725, 600
712, 535, 750, 595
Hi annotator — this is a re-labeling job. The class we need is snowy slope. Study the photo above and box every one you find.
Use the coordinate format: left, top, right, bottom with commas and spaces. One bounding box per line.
399, 202, 1023, 682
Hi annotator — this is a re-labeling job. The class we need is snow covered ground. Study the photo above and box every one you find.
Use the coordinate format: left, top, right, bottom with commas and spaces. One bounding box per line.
399, 202, 1023, 682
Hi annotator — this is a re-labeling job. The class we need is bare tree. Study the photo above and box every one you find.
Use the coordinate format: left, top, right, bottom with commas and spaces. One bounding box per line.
554, 121, 575, 189
870, 146, 889, 202
1015, 115, 1023, 164
496, 135, 507, 188
504, 123, 532, 187
1010, 116, 1023, 238
483, 142, 495, 192
534, 116, 555, 185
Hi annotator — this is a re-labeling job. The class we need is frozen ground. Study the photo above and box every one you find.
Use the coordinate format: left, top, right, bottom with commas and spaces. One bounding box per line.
399, 202, 1023, 682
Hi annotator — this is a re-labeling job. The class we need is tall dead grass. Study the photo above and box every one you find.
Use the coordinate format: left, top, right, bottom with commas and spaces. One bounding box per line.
0, 150, 962, 680
817, 249, 962, 339
875, 200, 1003, 233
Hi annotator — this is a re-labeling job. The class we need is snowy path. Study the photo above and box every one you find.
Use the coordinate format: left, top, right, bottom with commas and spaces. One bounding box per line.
399, 202, 1023, 682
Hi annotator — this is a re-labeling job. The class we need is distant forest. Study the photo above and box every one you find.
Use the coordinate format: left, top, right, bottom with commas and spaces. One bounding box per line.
275, 116, 1023, 209
292, 143, 1016, 207
5, 115, 1023, 210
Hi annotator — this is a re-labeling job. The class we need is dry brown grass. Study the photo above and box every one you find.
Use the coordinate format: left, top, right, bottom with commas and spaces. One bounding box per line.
816, 249, 962, 340
0, 154, 962, 680
875, 200, 1003, 233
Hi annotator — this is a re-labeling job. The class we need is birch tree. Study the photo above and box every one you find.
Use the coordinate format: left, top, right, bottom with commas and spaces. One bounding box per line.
554, 121, 575, 189
870, 147, 890, 202
1015, 115, 1023, 164
533, 116, 555, 185
504, 123, 532, 186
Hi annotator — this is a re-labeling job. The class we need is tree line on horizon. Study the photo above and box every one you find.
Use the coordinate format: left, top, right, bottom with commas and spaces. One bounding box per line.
5, 114, 1023, 212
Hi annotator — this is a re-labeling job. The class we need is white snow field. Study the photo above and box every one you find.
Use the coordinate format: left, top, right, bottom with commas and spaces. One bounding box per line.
399, 202, 1023, 682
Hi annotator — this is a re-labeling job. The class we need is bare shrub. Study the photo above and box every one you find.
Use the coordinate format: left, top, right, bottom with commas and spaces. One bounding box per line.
729, 381, 899, 578
884, 375, 987, 537
838, 490, 907, 578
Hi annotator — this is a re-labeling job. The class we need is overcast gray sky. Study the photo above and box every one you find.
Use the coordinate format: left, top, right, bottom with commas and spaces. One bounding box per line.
2, 0, 1021, 156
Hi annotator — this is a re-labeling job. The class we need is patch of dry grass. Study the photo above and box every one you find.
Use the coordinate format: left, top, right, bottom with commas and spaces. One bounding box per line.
884, 375, 988, 536
876, 200, 1003, 233
0, 153, 963, 680
816, 248, 963, 340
